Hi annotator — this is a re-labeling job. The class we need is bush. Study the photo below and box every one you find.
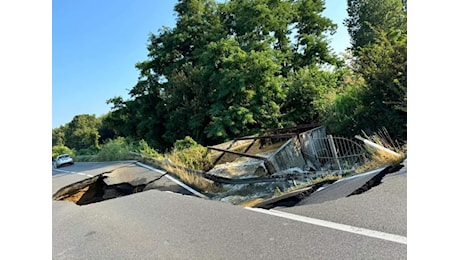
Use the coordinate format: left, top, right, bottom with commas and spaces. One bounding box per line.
173, 136, 199, 150
137, 139, 162, 158
74, 155, 96, 162
167, 136, 212, 170
94, 137, 134, 161
76, 146, 100, 156
52, 145, 75, 161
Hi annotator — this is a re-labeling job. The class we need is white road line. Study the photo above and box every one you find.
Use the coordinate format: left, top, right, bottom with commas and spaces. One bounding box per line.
136, 162, 209, 199
245, 207, 407, 245
76, 172, 94, 177
53, 168, 93, 177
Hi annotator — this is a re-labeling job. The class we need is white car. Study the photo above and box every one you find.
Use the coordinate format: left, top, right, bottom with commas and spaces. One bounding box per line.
54, 154, 74, 168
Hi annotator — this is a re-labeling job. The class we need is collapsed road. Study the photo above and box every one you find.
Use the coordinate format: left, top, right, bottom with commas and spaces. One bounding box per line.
52, 160, 407, 259
52, 158, 404, 210
52, 125, 404, 207
52, 162, 206, 205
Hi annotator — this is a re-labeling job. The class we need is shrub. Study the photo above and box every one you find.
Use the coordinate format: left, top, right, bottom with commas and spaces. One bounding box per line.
52, 145, 75, 161
137, 139, 162, 159
166, 136, 212, 170
173, 136, 199, 150
94, 137, 135, 161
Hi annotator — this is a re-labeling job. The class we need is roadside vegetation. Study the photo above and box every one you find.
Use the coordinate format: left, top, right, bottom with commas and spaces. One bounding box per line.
52, 0, 406, 201
356, 128, 407, 173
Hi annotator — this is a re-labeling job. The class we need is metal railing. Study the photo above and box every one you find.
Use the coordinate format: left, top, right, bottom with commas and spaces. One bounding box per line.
304, 135, 367, 173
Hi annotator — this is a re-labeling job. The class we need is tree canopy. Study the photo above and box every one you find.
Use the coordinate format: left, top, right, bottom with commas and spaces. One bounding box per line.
53, 0, 407, 155
106, 0, 340, 150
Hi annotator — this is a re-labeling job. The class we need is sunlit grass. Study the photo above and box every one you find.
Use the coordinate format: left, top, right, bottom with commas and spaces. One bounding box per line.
136, 140, 222, 194
356, 128, 406, 173
161, 158, 223, 194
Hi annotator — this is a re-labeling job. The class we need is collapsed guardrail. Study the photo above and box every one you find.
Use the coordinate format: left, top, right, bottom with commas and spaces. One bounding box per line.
205, 125, 368, 180
133, 125, 369, 187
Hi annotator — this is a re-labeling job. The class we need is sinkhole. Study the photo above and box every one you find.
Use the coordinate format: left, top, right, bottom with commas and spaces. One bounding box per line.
52, 164, 193, 206
52, 162, 403, 207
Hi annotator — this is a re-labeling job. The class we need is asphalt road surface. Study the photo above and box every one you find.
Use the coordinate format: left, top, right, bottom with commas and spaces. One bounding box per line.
52, 161, 407, 259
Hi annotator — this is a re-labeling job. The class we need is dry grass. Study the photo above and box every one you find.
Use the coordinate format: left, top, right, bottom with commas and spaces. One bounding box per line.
161, 162, 223, 193
132, 148, 223, 194
163, 146, 226, 193
166, 146, 212, 171
356, 128, 406, 173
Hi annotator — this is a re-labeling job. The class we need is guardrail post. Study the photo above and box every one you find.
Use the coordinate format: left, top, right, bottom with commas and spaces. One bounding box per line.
327, 135, 342, 172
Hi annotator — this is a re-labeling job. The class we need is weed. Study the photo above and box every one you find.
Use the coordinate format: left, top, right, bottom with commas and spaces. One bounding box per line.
356, 128, 406, 173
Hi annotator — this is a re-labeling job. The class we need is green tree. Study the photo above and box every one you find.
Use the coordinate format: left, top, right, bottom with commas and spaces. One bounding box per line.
52, 125, 67, 147
352, 28, 407, 139
107, 0, 339, 148
64, 114, 101, 151
338, 0, 407, 140
316, 66, 367, 136
291, 0, 338, 69
201, 38, 285, 141
282, 65, 339, 125
345, 0, 406, 52
98, 113, 116, 144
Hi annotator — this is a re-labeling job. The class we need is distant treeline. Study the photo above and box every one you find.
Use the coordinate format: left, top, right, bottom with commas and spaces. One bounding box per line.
52, 0, 406, 155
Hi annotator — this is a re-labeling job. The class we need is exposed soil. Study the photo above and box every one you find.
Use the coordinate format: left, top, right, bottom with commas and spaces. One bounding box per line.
61, 186, 89, 203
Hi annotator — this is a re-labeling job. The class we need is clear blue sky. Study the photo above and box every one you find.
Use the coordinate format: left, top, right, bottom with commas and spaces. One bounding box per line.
52, 0, 350, 129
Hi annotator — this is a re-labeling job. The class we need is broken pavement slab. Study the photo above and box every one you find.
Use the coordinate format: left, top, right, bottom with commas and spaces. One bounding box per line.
250, 163, 405, 209
294, 164, 404, 206
52, 162, 198, 205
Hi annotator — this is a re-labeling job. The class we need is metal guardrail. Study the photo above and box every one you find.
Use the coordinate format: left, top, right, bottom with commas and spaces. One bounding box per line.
129, 128, 368, 184
305, 135, 367, 173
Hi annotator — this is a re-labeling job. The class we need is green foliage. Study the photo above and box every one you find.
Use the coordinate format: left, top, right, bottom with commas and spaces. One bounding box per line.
52, 125, 67, 147
104, 0, 338, 148
345, 0, 406, 52
314, 68, 368, 136
75, 146, 100, 156
94, 137, 135, 162
64, 114, 101, 150
351, 28, 407, 139
174, 136, 199, 150
282, 66, 339, 125
137, 139, 162, 158
98, 113, 116, 144
52, 145, 75, 161
334, 0, 408, 140
52, 0, 408, 163
168, 136, 211, 170
291, 0, 338, 67
203, 39, 286, 141
74, 155, 96, 162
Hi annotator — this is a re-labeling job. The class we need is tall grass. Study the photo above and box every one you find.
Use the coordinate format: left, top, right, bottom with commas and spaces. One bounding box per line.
162, 137, 222, 193
132, 136, 222, 194
356, 128, 406, 173
161, 162, 222, 193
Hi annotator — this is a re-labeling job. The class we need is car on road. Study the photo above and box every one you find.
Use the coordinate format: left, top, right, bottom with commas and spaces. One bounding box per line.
54, 154, 74, 168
